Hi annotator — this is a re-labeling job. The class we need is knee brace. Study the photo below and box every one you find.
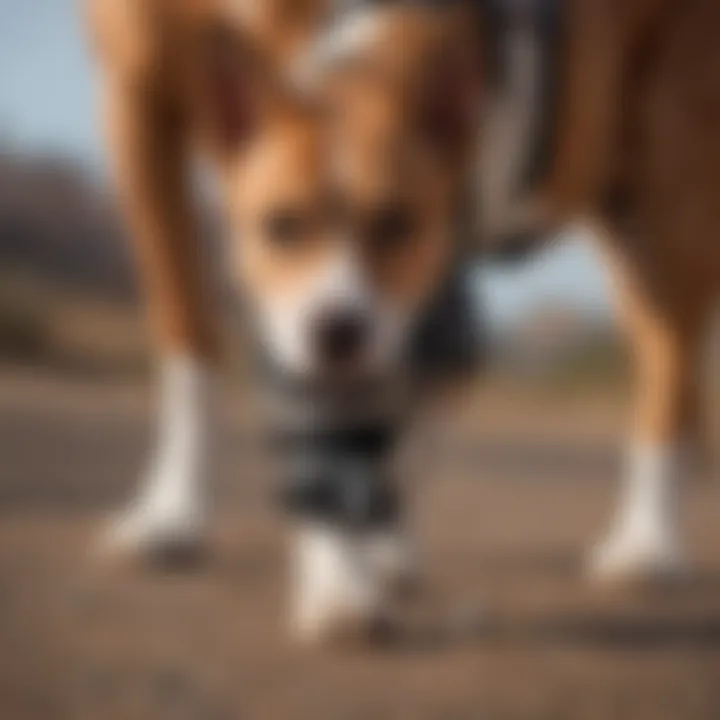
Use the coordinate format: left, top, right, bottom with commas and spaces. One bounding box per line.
270, 424, 401, 529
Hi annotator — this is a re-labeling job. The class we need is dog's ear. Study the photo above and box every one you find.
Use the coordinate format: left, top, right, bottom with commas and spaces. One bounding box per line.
193, 22, 277, 158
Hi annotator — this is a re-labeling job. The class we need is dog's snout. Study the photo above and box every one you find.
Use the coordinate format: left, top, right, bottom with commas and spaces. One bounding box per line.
313, 310, 368, 368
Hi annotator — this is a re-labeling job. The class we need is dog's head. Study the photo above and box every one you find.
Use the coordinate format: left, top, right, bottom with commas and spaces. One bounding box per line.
198, 7, 481, 382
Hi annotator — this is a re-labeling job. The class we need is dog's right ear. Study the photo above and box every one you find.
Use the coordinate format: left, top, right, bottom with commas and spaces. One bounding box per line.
192, 23, 275, 158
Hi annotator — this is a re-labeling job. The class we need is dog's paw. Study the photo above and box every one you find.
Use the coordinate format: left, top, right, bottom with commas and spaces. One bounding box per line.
98, 502, 206, 569
361, 530, 422, 601
290, 525, 406, 646
587, 531, 686, 586
293, 603, 395, 648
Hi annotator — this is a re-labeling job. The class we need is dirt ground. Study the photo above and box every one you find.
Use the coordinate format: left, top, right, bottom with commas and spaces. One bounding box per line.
1, 368, 719, 720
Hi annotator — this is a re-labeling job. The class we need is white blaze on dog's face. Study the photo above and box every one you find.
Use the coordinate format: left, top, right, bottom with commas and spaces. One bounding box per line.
226, 91, 453, 378
202, 10, 479, 379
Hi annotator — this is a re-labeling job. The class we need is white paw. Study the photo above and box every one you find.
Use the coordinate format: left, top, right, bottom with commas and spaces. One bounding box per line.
100, 500, 206, 566
98, 355, 213, 566
588, 530, 686, 585
291, 525, 406, 644
589, 444, 687, 585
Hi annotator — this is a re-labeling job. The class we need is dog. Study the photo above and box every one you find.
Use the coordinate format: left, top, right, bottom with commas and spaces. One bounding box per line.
87, 0, 485, 641
86, 0, 720, 640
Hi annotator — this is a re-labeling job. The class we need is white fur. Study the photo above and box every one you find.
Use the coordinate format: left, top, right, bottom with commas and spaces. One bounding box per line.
252, 243, 411, 377
322, 7, 390, 57
295, 7, 392, 88
103, 355, 213, 555
360, 529, 417, 589
292, 524, 377, 641
292, 523, 412, 641
477, 11, 542, 238
590, 444, 685, 580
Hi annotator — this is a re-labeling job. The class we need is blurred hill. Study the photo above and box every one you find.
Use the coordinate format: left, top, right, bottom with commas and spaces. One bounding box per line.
0, 150, 148, 372
0, 150, 238, 375
0, 150, 135, 300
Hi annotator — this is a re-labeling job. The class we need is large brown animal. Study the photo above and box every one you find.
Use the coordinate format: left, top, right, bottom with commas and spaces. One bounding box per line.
85, 0, 720, 639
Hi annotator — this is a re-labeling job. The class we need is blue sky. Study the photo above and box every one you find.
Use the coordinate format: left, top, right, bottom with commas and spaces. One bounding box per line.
0, 0, 613, 326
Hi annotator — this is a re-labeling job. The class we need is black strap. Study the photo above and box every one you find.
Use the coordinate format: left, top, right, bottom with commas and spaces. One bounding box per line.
259, 353, 402, 528
478, 0, 565, 193
268, 422, 397, 458
269, 422, 401, 528
277, 464, 401, 528
409, 264, 486, 381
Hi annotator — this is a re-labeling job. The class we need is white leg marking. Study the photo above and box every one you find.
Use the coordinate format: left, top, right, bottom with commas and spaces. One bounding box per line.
292, 524, 379, 642
103, 355, 214, 558
589, 443, 686, 581
294, 7, 393, 88
360, 528, 418, 593
291, 523, 415, 642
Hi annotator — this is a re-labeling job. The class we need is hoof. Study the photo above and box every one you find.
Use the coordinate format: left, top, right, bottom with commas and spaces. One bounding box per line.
291, 524, 410, 647
587, 535, 686, 587
98, 506, 207, 570
293, 606, 398, 648
361, 531, 422, 602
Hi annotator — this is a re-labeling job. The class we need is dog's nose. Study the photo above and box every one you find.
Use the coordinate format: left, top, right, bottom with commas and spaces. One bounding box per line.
313, 310, 368, 369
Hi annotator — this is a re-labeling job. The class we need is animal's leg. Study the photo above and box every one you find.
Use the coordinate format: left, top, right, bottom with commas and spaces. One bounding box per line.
98, 70, 218, 563
278, 436, 415, 642
589, 251, 710, 583
291, 521, 418, 643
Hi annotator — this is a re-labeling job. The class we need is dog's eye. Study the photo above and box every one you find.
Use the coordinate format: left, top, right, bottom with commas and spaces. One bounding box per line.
366, 204, 416, 253
263, 208, 311, 248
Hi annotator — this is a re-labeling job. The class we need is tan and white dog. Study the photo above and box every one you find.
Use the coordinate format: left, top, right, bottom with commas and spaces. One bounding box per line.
88, 0, 484, 640
86, 0, 720, 639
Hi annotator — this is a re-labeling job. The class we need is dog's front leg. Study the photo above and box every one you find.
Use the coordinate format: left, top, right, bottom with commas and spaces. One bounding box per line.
292, 527, 417, 644
292, 521, 417, 643
274, 428, 416, 643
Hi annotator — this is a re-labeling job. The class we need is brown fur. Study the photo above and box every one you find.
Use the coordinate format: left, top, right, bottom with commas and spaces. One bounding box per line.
84, 0, 471, 359
86, 0, 720, 448
225, 87, 455, 313
533, 0, 720, 446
